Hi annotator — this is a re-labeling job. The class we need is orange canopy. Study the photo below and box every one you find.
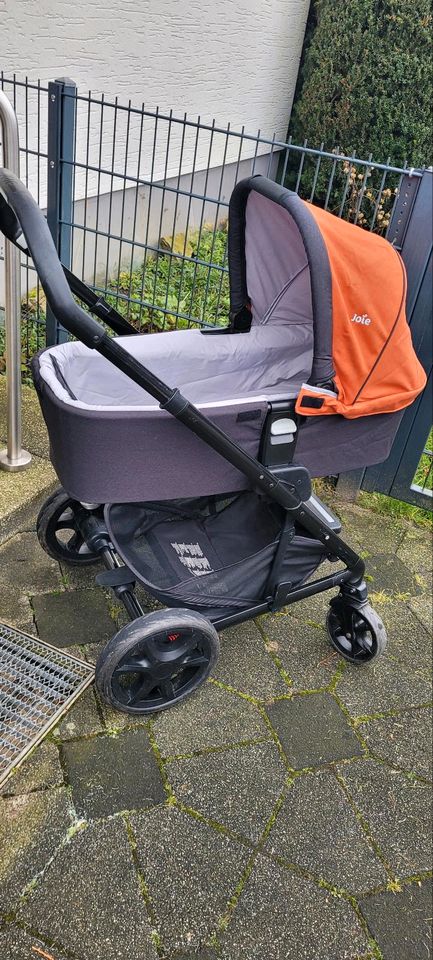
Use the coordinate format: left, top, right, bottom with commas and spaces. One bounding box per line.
295, 202, 426, 419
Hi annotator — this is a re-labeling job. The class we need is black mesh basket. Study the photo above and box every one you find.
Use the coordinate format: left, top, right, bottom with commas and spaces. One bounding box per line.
106, 492, 327, 612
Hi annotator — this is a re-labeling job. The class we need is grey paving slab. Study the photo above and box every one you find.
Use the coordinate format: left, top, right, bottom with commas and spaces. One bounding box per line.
1, 741, 64, 797
219, 854, 368, 960
397, 525, 433, 576
359, 707, 433, 780
32, 589, 115, 647
152, 681, 270, 758
264, 769, 387, 893
339, 759, 432, 876
212, 620, 289, 699
61, 727, 166, 819
60, 558, 104, 590
20, 818, 158, 960
0, 924, 70, 960
53, 686, 104, 741
371, 598, 432, 673
260, 611, 339, 691
408, 593, 433, 637
0, 788, 72, 914
336, 654, 432, 719
360, 878, 433, 960
336, 502, 406, 555
266, 693, 362, 768
0, 585, 35, 632
0, 531, 62, 593
365, 554, 422, 596
131, 805, 250, 954
168, 741, 287, 841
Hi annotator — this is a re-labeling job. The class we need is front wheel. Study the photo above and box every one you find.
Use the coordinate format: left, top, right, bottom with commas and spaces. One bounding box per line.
95, 609, 220, 714
37, 488, 100, 566
326, 597, 387, 664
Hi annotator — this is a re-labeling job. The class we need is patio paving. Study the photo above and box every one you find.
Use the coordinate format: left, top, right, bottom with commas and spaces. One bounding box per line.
0, 496, 432, 959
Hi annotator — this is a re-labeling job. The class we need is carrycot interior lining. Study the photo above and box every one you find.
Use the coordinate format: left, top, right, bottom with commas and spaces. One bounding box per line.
39, 322, 314, 412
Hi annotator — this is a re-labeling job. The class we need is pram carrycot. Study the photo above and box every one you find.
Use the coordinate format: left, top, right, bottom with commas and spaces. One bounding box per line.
0, 169, 426, 715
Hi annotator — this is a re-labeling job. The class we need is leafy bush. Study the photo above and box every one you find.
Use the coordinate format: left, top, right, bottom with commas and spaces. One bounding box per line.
105, 223, 229, 331
290, 0, 432, 167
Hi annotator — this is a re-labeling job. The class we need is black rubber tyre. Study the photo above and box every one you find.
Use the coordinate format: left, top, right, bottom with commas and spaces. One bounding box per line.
37, 488, 100, 566
95, 608, 220, 715
326, 597, 387, 664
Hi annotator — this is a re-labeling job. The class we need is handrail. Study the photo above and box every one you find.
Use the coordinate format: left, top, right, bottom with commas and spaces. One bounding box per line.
0, 91, 31, 471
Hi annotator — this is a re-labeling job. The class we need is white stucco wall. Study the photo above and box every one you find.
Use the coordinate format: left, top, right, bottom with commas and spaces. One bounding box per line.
0, 0, 309, 304
1, 0, 309, 182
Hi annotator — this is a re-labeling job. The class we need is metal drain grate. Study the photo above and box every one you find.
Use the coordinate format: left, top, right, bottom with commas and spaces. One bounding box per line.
0, 621, 94, 788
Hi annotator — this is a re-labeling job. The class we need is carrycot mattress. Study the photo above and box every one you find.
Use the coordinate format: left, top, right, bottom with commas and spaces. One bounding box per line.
34, 324, 313, 502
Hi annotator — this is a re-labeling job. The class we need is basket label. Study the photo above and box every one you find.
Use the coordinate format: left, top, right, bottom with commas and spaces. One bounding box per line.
171, 541, 214, 577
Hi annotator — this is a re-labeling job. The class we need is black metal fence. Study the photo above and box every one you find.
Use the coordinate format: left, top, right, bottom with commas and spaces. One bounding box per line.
0, 74, 431, 509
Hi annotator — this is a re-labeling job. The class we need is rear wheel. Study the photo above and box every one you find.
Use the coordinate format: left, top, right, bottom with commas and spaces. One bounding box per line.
37, 488, 100, 565
326, 597, 387, 664
95, 609, 219, 714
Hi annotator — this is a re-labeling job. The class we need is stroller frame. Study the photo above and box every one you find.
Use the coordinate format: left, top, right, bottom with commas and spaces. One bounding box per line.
0, 168, 386, 715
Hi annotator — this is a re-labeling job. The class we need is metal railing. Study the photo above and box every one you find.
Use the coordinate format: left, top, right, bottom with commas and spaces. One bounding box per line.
0, 89, 31, 471
1, 74, 422, 356
0, 74, 430, 508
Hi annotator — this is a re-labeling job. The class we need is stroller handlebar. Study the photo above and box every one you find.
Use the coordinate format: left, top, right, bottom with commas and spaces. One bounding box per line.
0, 168, 106, 348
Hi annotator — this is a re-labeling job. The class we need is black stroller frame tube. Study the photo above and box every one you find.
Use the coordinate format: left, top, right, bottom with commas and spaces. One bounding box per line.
0, 169, 365, 614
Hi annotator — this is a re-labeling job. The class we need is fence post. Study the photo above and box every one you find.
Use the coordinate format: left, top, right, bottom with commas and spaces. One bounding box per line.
46, 77, 77, 346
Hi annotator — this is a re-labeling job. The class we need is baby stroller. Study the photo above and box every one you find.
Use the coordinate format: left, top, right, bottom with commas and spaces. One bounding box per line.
0, 170, 426, 715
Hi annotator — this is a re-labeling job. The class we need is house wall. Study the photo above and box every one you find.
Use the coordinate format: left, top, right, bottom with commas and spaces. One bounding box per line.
0, 0, 309, 308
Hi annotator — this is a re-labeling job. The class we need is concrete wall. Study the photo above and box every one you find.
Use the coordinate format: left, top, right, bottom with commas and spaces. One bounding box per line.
0, 0, 309, 311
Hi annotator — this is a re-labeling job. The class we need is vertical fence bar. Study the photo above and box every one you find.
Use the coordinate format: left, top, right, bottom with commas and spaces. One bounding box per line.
0, 90, 31, 471
46, 77, 77, 345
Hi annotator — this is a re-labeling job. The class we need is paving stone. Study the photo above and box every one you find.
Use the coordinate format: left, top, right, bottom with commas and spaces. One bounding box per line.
152, 681, 270, 758
168, 741, 287, 841
0, 788, 72, 914
339, 759, 432, 876
212, 621, 288, 699
99, 696, 152, 731
32, 589, 115, 647
264, 769, 387, 893
365, 554, 422, 597
53, 686, 104, 741
359, 878, 433, 960
218, 854, 368, 960
60, 558, 104, 589
408, 593, 433, 637
371, 598, 432, 673
20, 818, 158, 960
278, 589, 339, 630
0, 924, 70, 960
0, 585, 35, 632
336, 654, 432, 719
359, 707, 433, 780
397, 525, 433, 577
260, 611, 339, 691
266, 693, 362, 768
131, 805, 250, 953
0, 531, 62, 593
1, 741, 63, 796
336, 502, 406, 555
61, 727, 165, 819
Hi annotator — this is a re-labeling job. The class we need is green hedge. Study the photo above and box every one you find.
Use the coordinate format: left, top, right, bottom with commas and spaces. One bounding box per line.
289, 0, 432, 166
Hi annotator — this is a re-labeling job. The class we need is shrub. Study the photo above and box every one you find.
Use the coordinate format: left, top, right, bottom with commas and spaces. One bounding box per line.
289, 0, 432, 167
